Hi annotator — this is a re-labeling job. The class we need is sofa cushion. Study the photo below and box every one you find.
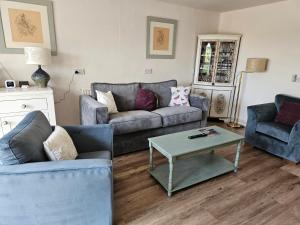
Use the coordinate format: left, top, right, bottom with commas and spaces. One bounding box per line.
135, 88, 157, 111
275, 94, 300, 111
77, 151, 111, 160
152, 106, 202, 127
140, 80, 177, 108
109, 110, 162, 135
0, 111, 51, 165
275, 101, 300, 126
256, 122, 292, 143
91, 82, 139, 111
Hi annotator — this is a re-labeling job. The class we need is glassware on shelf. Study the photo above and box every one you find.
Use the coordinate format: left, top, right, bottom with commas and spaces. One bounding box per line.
198, 41, 217, 83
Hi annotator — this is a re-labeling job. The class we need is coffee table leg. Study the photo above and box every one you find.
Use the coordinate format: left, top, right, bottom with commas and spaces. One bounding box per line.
149, 142, 154, 170
234, 140, 242, 173
168, 157, 174, 197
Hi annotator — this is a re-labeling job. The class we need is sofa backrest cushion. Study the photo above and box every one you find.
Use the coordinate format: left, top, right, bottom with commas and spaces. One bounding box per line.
140, 80, 177, 108
91, 83, 139, 111
275, 94, 300, 111
0, 111, 51, 165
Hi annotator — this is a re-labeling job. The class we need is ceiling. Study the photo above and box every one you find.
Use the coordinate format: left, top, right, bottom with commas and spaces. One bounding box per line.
158, 0, 287, 12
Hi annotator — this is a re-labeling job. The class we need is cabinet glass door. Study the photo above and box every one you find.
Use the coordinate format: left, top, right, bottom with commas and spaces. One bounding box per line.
215, 41, 237, 84
197, 41, 217, 83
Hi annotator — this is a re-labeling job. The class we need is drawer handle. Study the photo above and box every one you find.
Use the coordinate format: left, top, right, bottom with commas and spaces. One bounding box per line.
21, 104, 27, 109
2, 121, 9, 126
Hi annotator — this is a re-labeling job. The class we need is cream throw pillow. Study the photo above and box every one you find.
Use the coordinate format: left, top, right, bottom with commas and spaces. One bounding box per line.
96, 90, 119, 114
169, 86, 191, 107
43, 126, 78, 161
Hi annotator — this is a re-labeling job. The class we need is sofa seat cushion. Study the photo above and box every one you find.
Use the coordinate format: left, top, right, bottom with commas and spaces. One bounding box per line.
109, 110, 162, 135
152, 106, 202, 127
0, 111, 51, 165
77, 151, 111, 160
256, 122, 292, 143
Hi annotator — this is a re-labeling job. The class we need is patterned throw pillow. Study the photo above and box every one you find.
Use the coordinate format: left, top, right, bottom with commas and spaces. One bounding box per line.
169, 86, 191, 107
96, 90, 119, 114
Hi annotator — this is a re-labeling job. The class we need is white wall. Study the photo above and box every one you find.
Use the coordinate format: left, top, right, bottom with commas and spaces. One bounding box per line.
219, 0, 300, 124
0, 0, 219, 125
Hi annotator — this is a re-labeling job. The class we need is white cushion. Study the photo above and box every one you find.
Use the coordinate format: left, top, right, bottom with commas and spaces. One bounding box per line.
169, 86, 191, 107
96, 90, 119, 114
43, 126, 78, 161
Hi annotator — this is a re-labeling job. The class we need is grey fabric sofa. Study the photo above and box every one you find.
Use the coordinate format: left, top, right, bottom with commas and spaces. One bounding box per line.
80, 80, 209, 156
0, 111, 114, 225
246, 94, 300, 163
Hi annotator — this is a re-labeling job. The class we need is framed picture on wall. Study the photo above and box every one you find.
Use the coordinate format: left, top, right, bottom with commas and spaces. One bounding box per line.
146, 16, 177, 59
0, 0, 57, 55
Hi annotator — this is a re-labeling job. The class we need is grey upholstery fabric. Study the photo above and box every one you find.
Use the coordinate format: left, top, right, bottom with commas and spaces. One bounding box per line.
77, 151, 111, 160
152, 106, 202, 127
80, 95, 109, 125
109, 110, 162, 135
246, 95, 300, 163
140, 80, 177, 107
114, 121, 204, 155
91, 82, 139, 111
0, 111, 51, 165
189, 95, 210, 112
256, 122, 292, 143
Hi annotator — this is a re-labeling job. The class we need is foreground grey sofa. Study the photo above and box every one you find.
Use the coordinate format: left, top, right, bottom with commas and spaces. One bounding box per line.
0, 111, 114, 225
246, 94, 300, 163
80, 80, 209, 156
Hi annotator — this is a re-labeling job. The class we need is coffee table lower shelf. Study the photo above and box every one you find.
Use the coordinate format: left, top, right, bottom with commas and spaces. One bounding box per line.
149, 154, 234, 195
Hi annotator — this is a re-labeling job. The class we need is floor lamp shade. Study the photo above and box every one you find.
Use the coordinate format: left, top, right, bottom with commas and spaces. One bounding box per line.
24, 47, 52, 88
246, 58, 268, 73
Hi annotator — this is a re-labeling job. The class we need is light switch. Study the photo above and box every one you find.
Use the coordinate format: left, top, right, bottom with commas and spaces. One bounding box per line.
145, 68, 153, 75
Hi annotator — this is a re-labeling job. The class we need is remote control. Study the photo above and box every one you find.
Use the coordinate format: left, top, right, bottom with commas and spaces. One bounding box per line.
188, 133, 208, 139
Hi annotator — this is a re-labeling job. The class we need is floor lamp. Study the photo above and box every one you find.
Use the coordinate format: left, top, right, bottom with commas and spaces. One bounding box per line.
228, 58, 268, 128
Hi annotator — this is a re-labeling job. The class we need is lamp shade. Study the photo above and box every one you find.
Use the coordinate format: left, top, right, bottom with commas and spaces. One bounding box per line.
24, 47, 51, 66
246, 58, 268, 73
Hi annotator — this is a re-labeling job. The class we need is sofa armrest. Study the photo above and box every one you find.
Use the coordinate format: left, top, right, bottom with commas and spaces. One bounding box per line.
64, 125, 113, 154
247, 103, 277, 123
289, 120, 300, 150
189, 95, 210, 111
80, 95, 109, 125
0, 160, 113, 225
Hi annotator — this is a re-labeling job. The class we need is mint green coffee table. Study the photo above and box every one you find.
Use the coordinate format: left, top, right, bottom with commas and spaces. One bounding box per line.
148, 126, 244, 197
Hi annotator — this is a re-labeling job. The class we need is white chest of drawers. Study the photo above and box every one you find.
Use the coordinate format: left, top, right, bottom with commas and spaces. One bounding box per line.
0, 87, 56, 137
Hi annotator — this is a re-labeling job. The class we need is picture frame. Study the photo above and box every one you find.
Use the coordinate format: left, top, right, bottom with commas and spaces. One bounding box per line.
146, 16, 177, 59
0, 0, 57, 55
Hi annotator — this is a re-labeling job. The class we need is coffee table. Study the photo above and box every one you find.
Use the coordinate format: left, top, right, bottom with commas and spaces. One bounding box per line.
148, 126, 244, 197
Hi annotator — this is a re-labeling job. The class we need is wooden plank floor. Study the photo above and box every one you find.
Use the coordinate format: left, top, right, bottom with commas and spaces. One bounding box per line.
114, 124, 300, 225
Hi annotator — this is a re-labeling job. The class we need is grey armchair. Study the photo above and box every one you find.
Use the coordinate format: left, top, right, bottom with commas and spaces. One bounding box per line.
0, 111, 114, 225
246, 94, 300, 163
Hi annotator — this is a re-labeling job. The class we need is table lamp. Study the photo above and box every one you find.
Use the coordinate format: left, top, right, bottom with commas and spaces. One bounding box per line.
228, 58, 268, 128
24, 47, 51, 88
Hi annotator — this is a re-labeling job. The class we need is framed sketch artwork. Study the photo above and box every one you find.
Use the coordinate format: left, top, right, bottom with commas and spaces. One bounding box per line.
0, 0, 57, 55
146, 16, 177, 59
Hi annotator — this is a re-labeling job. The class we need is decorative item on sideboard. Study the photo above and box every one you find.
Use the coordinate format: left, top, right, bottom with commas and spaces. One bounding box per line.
228, 58, 268, 128
24, 47, 52, 88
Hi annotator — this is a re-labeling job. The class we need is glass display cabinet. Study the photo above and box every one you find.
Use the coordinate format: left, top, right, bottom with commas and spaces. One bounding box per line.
193, 34, 241, 119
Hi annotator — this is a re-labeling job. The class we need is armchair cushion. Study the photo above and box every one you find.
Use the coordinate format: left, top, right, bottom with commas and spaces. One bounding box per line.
0, 111, 51, 165
275, 101, 300, 126
77, 151, 111, 160
109, 110, 162, 135
256, 122, 293, 143
152, 106, 202, 127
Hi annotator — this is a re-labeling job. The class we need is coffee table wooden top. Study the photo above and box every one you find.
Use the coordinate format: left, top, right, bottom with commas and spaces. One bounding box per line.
148, 126, 244, 158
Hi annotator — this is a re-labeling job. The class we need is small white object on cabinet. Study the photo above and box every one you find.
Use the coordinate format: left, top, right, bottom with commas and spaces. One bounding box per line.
0, 87, 56, 137
192, 34, 241, 119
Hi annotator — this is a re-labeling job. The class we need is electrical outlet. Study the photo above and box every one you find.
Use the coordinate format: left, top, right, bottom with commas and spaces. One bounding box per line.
144, 68, 153, 75
74, 68, 85, 75
292, 74, 300, 83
